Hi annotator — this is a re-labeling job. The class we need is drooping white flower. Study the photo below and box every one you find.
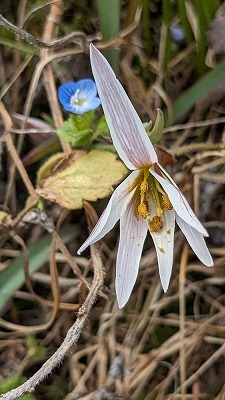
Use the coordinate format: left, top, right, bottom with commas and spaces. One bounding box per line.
78, 44, 213, 308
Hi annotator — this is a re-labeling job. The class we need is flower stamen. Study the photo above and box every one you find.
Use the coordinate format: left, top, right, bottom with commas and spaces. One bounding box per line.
138, 201, 148, 219
140, 180, 148, 195
148, 215, 163, 232
162, 194, 173, 210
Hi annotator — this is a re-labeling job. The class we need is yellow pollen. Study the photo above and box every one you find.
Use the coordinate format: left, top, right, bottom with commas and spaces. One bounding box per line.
156, 207, 164, 217
148, 215, 163, 232
162, 194, 173, 210
140, 180, 148, 194
138, 202, 148, 219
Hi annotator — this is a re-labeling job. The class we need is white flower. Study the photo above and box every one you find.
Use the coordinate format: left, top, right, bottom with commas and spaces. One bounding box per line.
78, 44, 213, 308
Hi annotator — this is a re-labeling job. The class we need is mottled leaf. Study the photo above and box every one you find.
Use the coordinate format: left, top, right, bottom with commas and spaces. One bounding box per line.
36, 150, 128, 209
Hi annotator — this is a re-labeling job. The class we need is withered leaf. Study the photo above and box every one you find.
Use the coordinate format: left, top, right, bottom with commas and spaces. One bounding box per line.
36, 150, 128, 209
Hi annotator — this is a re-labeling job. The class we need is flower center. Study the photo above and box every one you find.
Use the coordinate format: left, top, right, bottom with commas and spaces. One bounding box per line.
137, 169, 173, 232
70, 89, 85, 106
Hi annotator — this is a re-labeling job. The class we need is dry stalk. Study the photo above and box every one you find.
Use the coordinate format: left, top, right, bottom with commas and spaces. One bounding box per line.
0, 101, 38, 201
179, 243, 189, 396
0, 221, 104, 399
40, 0, 71, 156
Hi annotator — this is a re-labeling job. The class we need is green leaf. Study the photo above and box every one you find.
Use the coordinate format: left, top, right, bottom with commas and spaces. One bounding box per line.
149, 109, 164, 144
0, 227, 76, 310
0, 35, 35, 54
93, 115, 110, 138
57, 112, 95, 147
170, 58, 225, 123
37, 149, 128, 209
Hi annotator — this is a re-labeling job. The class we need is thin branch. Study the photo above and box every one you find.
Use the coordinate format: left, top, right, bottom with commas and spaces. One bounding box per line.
179, 243, 189, 397
0, 232, 104, 400
0, 14, 87, 49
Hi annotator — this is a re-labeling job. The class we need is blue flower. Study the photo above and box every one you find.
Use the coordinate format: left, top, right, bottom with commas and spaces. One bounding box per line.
58, 79, 101, 114
170, 26, 185, 43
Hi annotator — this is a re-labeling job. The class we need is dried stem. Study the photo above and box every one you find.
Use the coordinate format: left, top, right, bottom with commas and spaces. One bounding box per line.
40, 0, 72, 156
0, 101, 38, 201
0, 227, 104, 399
179, 243, 189, 397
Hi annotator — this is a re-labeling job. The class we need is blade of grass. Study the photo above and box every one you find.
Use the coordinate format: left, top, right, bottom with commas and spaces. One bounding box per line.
0, 35, 35, 53
177, 0, 196, 72
97, 0, 120, 74
170, 58, 225, 123
202, 0, 219, 24
142, 0, 151, 56
192, 0, 208, 75
177, 0, 194, 46
161, 0, 172, 77
0, 226, 76, 310
22, 136, 60, 165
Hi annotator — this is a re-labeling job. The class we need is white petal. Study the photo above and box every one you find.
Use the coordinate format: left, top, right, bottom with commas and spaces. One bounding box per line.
176, 215, 213, 267
157, 163, 179, 188
150, 166, 208, 236
116, 197, 148, 308
149, 209, 176, 292
90, 44, 158, 170
77, 170, 139, 254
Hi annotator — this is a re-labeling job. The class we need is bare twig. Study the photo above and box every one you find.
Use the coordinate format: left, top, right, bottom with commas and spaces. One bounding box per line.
0, 14, 86, 49
0, 208, 104, 399
179, 243, 189, 397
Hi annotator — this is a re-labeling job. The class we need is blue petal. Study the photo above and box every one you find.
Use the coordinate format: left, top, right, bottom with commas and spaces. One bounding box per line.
76, 79, 98, 99
61, 103, 82, 114
58, 82, 78, 108
61, 101, 100, 114
79, 97, 101, 112
58, 79, 101, 114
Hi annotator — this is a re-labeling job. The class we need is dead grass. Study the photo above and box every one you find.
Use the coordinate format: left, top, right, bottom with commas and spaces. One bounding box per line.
0, 1, 224, 399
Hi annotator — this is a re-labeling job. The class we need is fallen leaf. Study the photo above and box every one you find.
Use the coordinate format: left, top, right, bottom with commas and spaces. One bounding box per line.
36, 150, 128, 209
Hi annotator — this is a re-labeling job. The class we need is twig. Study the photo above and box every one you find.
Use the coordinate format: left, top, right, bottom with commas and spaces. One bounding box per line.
35, 0, 71, 155
0, 101, 38, 200
0, 14, 86, 49
0, 214, 104, 399
164, 117, 225, 133
179, 243, 189, 397
176, 342, 225, 394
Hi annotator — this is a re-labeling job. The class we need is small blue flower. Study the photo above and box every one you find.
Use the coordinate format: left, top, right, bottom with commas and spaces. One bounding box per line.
170, 26, 185, 44
58, 79, 101, 114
